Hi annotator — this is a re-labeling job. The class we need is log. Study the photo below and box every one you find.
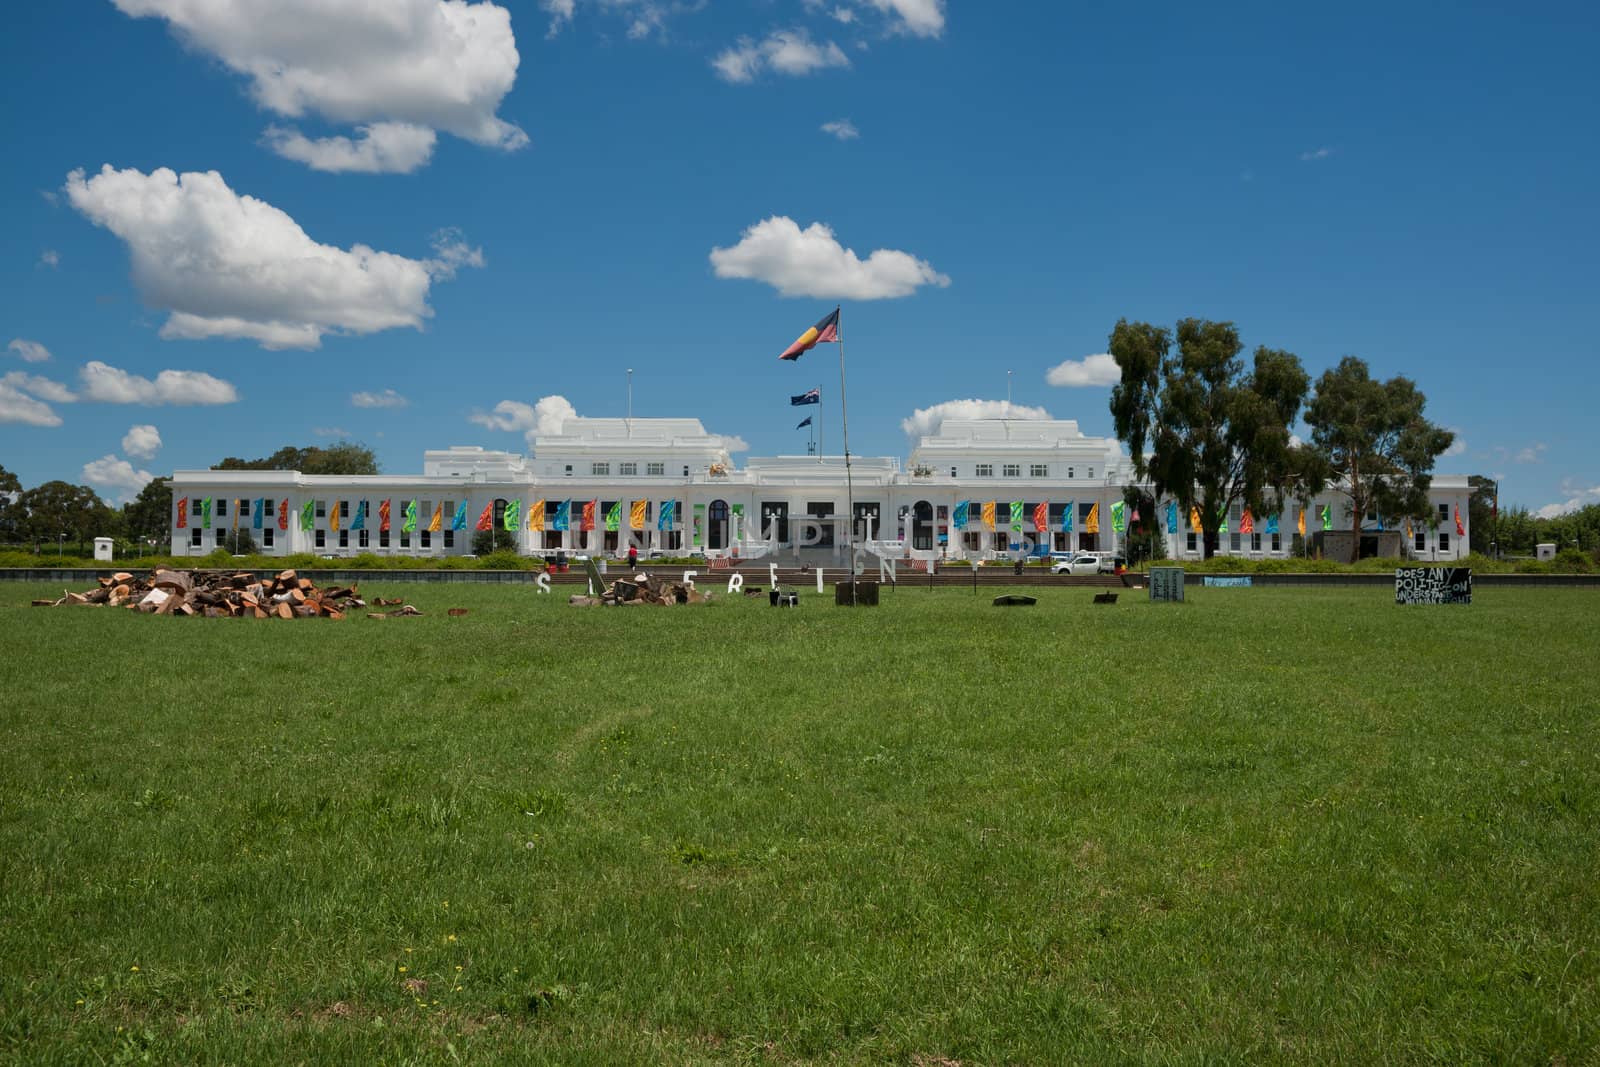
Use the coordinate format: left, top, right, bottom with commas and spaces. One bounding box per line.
275, 602, 294, 620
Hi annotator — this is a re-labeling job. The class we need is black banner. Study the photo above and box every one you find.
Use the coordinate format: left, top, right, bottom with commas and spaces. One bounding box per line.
1395, 567, 1472, 605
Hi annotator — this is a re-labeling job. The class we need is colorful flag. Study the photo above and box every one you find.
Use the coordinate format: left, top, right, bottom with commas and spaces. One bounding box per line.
1320, 504, 1332, 532
583, 500, 597, 532
554, 499, 572, 532
779, 306, 840, 361
1265, 513, 1279, 535
796, 415, 812, 430
791, 388, 821, 405
428, 503, 442, 532
1454, 505, 1464, 536
252, 498, 264, 530
1190, 505, 1202, 533
476, 502, 493, 531
403, 499, 419, 533
350, 500, 366, 530
530, 498, 545, 531
452, 500, 467, 530
1033, 501, 1048, 533
1298, 508, 1307, 537
499, 500, 517, 532
201, 497, 212, 529
278, 498, 288, 531
1376, 513, 1384, 532
1240, 508, 1254, 535
953, 501, 969, 530
658, 500, 676, 530
1085, 502, 1100, 534
300, 500, 315, 531
630, 500, 647, 530
1218, 510, 1227, 535
1166, 500, 1177, 534
330, 502, 340, 532
379, 499, 391, 532
1111, 500, 1126, 533
605, 502, 621, 532
1062, 500, 1074, 532
176, 498, 188, 528
1405, 517, 1413, 540
1009, 501, 1023, 532
981, 501, 996, 530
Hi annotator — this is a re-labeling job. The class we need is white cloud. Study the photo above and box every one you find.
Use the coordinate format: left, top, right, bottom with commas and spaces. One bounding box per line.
710, 434, 749, 453
122, 424, 163, 459
352, 388, 409, 409
421, 228, 486, 280
469, 394, 579, 447
712, 30, 849, 83
112, 0, 526, 169
82, 454, 156, 503
65, 165, 477, 350
1535, 484, 1600, 520
261, 122, 438, 175
1299, 146, 1334, 161
542, 0, 575, 36
7, 339, 51, 363
900, 399, 1053, 439
0, 382, 63, 427
40, 249, 61, 268
866, 0, 945, 37
2, 371, 78, 404
1515, 442, 1548, 464
1443, 429, 1466, 457
79, 361, 238, 405
821, 118, 860, 140
710, 216, 949, 300
1045, 353, 1120, 388
831, 6, 856, 24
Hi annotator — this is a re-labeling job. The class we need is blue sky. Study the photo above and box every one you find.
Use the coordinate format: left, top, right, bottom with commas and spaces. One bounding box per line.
3, 1, 1597, 515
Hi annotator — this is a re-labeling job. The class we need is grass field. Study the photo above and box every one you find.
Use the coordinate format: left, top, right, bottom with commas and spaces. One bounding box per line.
1, 581, 1595, 1064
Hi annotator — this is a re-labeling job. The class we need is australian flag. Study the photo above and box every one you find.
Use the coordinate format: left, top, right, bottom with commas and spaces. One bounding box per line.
796, 416, 813, 430
791, 387, 820, 406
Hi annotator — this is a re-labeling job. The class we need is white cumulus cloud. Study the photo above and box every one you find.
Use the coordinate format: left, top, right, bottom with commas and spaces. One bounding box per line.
866, 0, 945, 37
1046, 353, 1120, 388
710, 216, 949, 300
710, 435, 750, 453
352, 388, 409, 409
0, 382, 63, 427
821, 118, 859, 140
122, 424, 163, 459
7, 339, 51, 363
112, 0, 526, 171
469, 394, 579, 447
79, 361, 238, 405
82, 455, 156, 503
39, 249, 61, 268
1299, 146, 1334, 161
65, 165, 477, 350
262, 122, 438, 175
900, 399, 1053, 439
712, 30, 849, 83
2, 371, 78, 404
1534, 484, 1600, 520
1443, 429, 1466, 457
1515, 442, 1548, 464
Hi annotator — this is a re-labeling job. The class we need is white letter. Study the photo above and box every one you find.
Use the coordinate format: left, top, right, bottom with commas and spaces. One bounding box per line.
727, 572, 744, 594
816, 568, 824, 593
536, 572, 552, 594
682, 570, 697, 590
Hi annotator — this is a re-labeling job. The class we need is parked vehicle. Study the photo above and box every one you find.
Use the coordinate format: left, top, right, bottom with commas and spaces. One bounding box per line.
1098, 554, 1127, 574
1051, 554, 1101, 576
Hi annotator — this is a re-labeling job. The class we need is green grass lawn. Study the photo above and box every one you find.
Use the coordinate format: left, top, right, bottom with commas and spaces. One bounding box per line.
1, 582, 1595, 1064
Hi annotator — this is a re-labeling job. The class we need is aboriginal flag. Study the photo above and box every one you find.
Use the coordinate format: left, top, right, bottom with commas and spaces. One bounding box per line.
779, 307, 840, 361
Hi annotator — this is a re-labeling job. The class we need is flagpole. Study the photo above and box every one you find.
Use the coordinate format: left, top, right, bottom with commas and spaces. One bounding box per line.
835, 306, 857, 603
818, 385, 824, 463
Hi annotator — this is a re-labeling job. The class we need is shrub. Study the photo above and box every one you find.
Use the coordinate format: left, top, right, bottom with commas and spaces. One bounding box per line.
1553, 548, 1593, 573
478, 550, 533, 570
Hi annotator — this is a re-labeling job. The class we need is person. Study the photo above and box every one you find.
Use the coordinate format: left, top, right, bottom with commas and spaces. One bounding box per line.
627, 544, 638, 569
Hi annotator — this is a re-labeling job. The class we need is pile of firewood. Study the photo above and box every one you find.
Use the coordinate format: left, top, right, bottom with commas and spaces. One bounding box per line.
32, 569, 369, 620
569, 571, 713, 608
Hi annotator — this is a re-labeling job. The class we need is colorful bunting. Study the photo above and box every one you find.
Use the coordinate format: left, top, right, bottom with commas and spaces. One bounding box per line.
530, 499, 545, 532
452, 500, 467, 530
403, 499, 419, 533
1454, 505, 1464, 536
658, 500, 676, 531
1265, 513, 1279, 535
1240, 508, 1254, 535
252, 498, 264, 530
630, 500, 647, 530
1111, 500, 1125, 534
278, 499, 288, 531
952, 501, 969, 530
605, 502, 621, 532
1166, 500, 1177, 534
379, 499, 391, 532
1009, 501, 1023, 533
330, 502, 340, 532
476, 502, 493, 531
1085, 502, 1100, 534
1033, 501, 1048, 533
498, 500, 516, 532
428, 503, 442, 532
556, 499, 573, 532
176, 498, 188, 529
1062, 500, 1074, 532
350, 500, 366, 530
583, 500, 598, 532
981, 501, 996, 530
300, 500, 315, 531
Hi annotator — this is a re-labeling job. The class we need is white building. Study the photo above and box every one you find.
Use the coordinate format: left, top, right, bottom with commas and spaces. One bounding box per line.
166, 417, 1472, 562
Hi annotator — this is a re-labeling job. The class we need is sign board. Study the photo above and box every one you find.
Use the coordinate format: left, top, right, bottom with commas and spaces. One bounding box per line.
1202, 576, 1252, 588
1395, 567, 1471, 605
1149, 567, 1185, 602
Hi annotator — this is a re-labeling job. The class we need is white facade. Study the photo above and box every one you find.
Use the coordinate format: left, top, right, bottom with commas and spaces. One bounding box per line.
166, 417, 1472, 562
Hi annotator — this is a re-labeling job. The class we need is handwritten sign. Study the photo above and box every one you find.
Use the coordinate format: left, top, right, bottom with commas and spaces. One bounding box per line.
1202, 576, 1252, 588
1395, 567, 1471, 605
1149, 567, 1185, 602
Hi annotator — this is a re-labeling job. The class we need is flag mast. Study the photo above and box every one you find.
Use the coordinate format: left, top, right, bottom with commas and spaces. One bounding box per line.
836, 306, 857, 602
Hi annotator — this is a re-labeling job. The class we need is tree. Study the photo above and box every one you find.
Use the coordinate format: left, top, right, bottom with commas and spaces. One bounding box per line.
0, 464, 23, 542
472, 528, 518, 555
1109, 318, 1316, 558
122, 476, 174, 550
1304, 357, 1454, 562
214, 442, 379, 475
14, 481, 117, 553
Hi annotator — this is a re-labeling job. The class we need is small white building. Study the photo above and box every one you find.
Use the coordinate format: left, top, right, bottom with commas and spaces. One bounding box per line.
166, 416, 1472, 563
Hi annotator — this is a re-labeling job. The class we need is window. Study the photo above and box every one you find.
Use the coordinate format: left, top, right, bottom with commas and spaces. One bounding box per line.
190, 528, 202, 547
1439, 532, 1450, 550
358, 530, 369, 549
1251, 533, 1262, 552
315, 530, 326, 549
263, 528, 274, 548
443, 530, 454, 549
1003, 464, 1021, 478
1067, 467, 1075, 479
950, 466, 957, 478
683, 466, 690, 477
316, 500, 326, 518
592, 462, 610, 476
1087, 467, 1095, 479
215, 530, 225, 546
339, 530, 349, 549
1230, 503, 1243, 521
380, 530, 390, 548
620, 462, 637, 476
975, 464, 994, 477
647, 462, 665, 476
1186, 532, 1197, 552
1414, 532, 1426, 551
340, 500, 350, 519
1270, 533, 1281, 552
1438, 503, 1449, 522
1230, 532, 1241, 551
400, 533, 411, 548
421, 531, 431, 549
1030, 464, 1048, 477
216, 498, 227, 517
